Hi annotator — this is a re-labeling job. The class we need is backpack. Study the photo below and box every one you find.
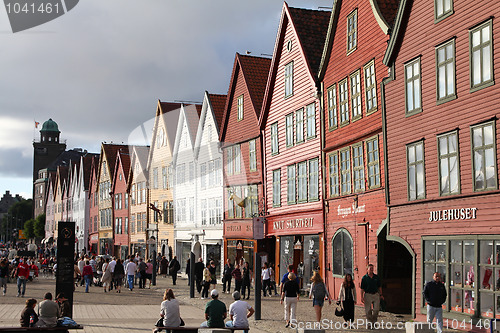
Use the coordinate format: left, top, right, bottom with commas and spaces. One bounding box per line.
312, 282, 327, 300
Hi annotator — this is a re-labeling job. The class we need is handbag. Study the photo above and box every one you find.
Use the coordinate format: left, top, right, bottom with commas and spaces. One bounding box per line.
335, 304, 344, 317
155, 318, 163, 327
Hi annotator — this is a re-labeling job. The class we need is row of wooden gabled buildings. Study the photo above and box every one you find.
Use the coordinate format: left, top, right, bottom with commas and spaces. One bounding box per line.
32, 0, 500, 320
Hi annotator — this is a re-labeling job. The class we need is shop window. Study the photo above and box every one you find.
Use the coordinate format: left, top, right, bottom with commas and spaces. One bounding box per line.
332, 229, 353, 276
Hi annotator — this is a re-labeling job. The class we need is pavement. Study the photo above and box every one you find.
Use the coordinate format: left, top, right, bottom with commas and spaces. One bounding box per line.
0, 274, 420, 332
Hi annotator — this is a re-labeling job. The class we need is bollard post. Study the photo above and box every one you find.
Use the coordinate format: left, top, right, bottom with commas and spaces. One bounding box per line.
152, 250, 157, 286
190, 251, 195, 298
254, 253, 262, 320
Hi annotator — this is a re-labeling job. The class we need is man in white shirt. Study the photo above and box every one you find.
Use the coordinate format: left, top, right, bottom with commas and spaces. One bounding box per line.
77, 257, 85, 286
108, 257, 117, 290
225, 291, 254, 333
125, 260, 137, 291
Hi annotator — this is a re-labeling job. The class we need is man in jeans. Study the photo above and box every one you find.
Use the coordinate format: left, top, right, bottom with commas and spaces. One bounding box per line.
360, 264, 384, 326
16, 257, 30, 297
423, 272, 447, 333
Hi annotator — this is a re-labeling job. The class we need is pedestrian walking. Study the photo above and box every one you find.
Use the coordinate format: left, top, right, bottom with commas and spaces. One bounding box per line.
146, 259, 153, 289
232, 264, 242, 293
77, 257, 85, 287
160, 256, 168, 278
225, 291, 254, 333
125, 258, 137, 291
15, 257, 30, 297
101, 258, 112, 293
108, 257, 117, 291
82, 261, 93, 293
0, 258, 9, 296
261, 262, 272, 297
423, 272, 447, 333
269, 263, 278, 296
169, 256, 180, 286
309, 271, 331, 322
20, 298, 38, 327
338, 273, 356, 323
281, 272, 300, 328
241, 261, 252, 299
114, 259, 125, 293
360, 264, 383, 326
209, 261, 217, 290
222, 259, 233, 293
195, 258, 205, 294
138, 258, 147, 289
186, 258, 191, 286
201, 263, 211, 299
280, 264, 299, 295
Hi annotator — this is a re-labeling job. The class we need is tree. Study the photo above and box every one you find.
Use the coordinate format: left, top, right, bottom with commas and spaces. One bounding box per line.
34, 214, 46, 239
23, 219, 35, 239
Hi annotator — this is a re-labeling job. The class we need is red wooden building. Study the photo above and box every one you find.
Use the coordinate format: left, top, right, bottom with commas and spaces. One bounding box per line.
383, 0, 500, 319
318, 0, 401, 311
259, 4, 330, 285
88, 154, 100, 255
219, 53, 271, 269
112, 150, 131, 259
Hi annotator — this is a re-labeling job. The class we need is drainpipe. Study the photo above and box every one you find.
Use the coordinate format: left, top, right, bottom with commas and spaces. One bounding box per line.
318, 81, 328, 287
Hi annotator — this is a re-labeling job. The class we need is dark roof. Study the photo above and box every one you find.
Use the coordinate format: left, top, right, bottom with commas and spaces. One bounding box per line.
383, 0, 412, 66
237, 54, 272, 118
157, 101, 181, 155
376, 0, 401, 29
101, 143, 129, 181
287, 7, 331, 77
158, 102, 182, 115
207, 93, 227, 131
119, 151, 131, 181
82, 154, 99, 191
46, 149, 86, 171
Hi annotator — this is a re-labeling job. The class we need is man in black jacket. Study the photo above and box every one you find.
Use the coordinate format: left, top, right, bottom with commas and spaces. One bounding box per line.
194, 257, 205, 294
423, 272, 447, 333
168, 256, 180, 285
222, 259, 234, 293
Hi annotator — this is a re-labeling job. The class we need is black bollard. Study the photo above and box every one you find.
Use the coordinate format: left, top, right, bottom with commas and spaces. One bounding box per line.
190, 252, 195, 298
152, 250, 157, 286
254, 254, 262, 320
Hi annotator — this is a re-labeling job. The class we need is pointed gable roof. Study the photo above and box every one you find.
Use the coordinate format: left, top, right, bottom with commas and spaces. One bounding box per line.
100, 143, 129, 181
157, 101, 182, 155
382, 0, 412, 66
112, 150, 131, 192
81, 154, 99, 191
127, 145, 150, 188
219, 53, 271, 143
207, 93, 227, 131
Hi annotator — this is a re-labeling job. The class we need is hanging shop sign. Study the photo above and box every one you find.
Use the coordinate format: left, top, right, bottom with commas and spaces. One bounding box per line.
428, 207, 477, 222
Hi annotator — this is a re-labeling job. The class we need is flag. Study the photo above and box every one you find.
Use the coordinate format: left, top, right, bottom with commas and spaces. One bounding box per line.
34, 121, 40, 128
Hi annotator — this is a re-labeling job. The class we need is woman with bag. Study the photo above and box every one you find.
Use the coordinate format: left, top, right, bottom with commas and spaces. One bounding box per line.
280, 272, 300, 328
338, 273, 356, 323
101, 258, 112, 293
157, 289, 183, 328
201, 263, 211, 299
309, 271, 331, 322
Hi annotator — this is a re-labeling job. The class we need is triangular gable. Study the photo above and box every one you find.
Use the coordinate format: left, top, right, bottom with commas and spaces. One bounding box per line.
259, 3, 330, 128
194, 92, 227, 159
172, 104, 200, 166
219, 53, 271, 144
127, 145, 150, 189
98, 143, 128, 185
112, 150, 131, 193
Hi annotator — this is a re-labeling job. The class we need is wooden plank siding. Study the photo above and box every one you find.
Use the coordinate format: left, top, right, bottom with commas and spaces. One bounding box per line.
320, 0, 392, 303
383, 0, 500, 319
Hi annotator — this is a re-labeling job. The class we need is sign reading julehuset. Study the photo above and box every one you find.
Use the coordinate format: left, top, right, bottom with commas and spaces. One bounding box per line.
428, 208, 477, 222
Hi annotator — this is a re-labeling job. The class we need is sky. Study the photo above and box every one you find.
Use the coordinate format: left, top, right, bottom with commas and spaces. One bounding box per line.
0, 0, 332, 199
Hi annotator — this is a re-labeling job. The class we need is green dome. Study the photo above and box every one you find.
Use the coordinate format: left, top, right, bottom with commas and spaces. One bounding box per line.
40, 118, 60, 133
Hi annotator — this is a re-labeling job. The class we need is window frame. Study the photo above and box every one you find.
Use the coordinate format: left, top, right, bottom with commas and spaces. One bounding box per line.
308, 158, 319, 201
437, 130, 461, 196
273, 169, 281, 207
271, 122, 279, 155
469, 20, 494, 92
249, 140, 257, 172
327, 84, 338, 131
296, 108, 304, 144
237, 95, 244, 121
287, 164, 296, 205
366, 136, 381, 189
352, 143, 365, 192
340, 148, 352, 195
350, 70, 362, 121
364, 60, 378, 114
405, 57, 423, 116
306, 103, 316, 139
329, 152, 340, 197
286, 113, 294, 147
284, 61, 294, 98
470, 121, 497, 192
435, 39, 457, 104
434, 0, 454, 23
339, 79, 350, 126
346, 9, 358, 55
407, 140, 426, 201
332, 228, 354, 277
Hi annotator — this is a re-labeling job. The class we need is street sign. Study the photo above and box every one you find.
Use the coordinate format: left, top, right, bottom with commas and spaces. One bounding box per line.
18, 230, 26, 240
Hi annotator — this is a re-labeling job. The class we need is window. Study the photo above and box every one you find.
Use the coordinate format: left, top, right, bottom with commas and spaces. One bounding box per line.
271, 122, 279, 155
245, 185, 258, 218
407, 141, 425, 200
215, 158, 221, 185
340, 148, 351, 195
130, 215, 135, 234
287, 165, 296, 204
168, 165, 173, 190
249, 140, 257, 171
296, 109, 304, 143
237, 95, 244, 121
286, 113, 294, 147
332, 229, 353, 276
208, 160, 215, 187
347, 10, 357, 54
309, 158, 319, 201
306, 103, 316, 138
273, 169, 281, 207
436, 40, 456, 102
297, 161, 308, 203
350, 70, 362, 120
471, 121, 497, 191
131, 184, 136, 205
189, 197, 194, 222
163, 201, 174, 224
162, 166, 167, 189
438, 131, 460, 195
234, 145, 241, 174
216, 198, 222, 224
189, 162, 195, 184
364, 61, 377, 113
352, 144, 365, 192
124, 217, 128, 234
285, 62, 294, 97
227, 148, 233, 175
125, 193, 128, 209
153, 167, 158, 189
176, 199, 186, 222
234, 187, 243, 218
201, 199, 207, 225
434, 0, 453, 22
176, 164, 185, 185
470, 20, 494, 91
366, 137, 380, 188
405, 58, 422, 115
227, 189, 234, 219
339, 79, 349, 125
329, 152, 339, 197
153, 201, 159, 222
200, 163, 207, 189
327, 85, 337, 130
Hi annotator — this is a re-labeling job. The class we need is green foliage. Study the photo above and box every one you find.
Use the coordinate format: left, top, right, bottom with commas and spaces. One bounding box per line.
23, 218, 35, 239
34, 214, 46, 239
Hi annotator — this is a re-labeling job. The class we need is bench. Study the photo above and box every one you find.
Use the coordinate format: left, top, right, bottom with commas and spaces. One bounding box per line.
153, 327, 249, 333
0, 326, 83, 333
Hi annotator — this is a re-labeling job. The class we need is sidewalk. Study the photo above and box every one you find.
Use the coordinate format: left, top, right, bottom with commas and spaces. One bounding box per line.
0, 274, 416, 332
